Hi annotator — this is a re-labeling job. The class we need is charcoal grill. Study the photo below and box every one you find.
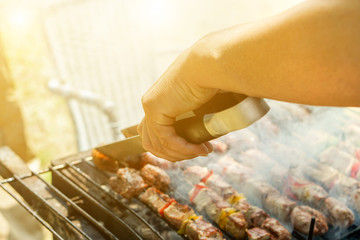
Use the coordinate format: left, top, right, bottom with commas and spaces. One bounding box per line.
0, 146, 359, 240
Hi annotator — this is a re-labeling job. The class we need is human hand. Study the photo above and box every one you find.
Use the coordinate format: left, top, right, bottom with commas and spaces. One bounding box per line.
137, 44, 225, 161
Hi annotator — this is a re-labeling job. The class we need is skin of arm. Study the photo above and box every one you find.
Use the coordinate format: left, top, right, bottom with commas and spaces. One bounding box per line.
138, 0, 360, 161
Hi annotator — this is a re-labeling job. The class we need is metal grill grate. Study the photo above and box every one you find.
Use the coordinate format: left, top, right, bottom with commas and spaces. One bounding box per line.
1, 146, 360, 240
0, 147, 180, 240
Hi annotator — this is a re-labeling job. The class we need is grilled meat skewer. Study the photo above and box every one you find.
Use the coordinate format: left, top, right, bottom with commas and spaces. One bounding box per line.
140, 164, 170, 192
197, 187, 290, 240
246, 227, 272, 240
110, 166, 225, 240
235, 148, 355, 228
299, 160, 360, 213
109, 167, 147, 199
189, 184, 248, 239
320, 146, 360, 179
185, 166, 292, 239
207, 158, 328, 235
270, 164, 354, 228
184, 166, 270, 229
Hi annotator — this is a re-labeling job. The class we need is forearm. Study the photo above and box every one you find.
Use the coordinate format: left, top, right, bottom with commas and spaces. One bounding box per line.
193, 0, 360, 106
138, 0, 360, 160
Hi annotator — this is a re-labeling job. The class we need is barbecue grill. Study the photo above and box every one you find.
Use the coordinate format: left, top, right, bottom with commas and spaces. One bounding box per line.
1, 131, 360, 240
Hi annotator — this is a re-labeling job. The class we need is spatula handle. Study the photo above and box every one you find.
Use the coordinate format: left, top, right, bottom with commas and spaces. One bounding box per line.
174, 93, 269, 144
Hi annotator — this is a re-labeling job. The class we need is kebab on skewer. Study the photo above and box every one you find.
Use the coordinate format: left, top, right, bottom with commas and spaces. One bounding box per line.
109, 165, 225, 240
236, 149, 354, 228
269, 164, 355, 228
188, 184, 249, 239
298, 159, 360, 213
184, 165, 326, 236
113, 162, 271, 239
319, 146, 360, 180
336, 140, 360, 161
236, 148, 357, 227
243, 146, 360, 214
187, 176, 292, 240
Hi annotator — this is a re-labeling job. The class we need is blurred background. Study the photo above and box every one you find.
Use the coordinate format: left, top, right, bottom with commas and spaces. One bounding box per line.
0, 0, 305, 239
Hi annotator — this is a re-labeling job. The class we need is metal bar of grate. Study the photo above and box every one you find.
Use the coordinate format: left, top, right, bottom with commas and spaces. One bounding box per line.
49, 166, 143, 240
77, 158, 184, 240
36, 168, 120, 240
13, 175, 94, 239
0, 158, 89, 185
339, 225, 360, 240
0, 181, 64, 240
66, 160, 166, 240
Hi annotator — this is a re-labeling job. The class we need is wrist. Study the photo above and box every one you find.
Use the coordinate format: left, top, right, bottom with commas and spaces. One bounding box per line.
187, 33, 231, 89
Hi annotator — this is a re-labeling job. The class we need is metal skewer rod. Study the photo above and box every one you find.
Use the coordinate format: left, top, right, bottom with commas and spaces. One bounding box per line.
307, 217, 316, 240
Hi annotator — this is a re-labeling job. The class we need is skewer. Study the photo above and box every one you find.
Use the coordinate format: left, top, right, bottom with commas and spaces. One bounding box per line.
307, 217, 315, 240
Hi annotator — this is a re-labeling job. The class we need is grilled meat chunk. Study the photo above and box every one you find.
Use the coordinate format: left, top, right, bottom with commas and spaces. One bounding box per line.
290, 206, 328, 235
246, 227, 272, 240
285, 176, 329, 204
218, 210, 247, 239
109, 167, 147, 199
242, 179, 280, 206
320, 146, 357, 177
140, 164, 170, 192
184, 166, 210, 185
138, 187, 172, 212
301, 160, 341, 190
189, 185, 212, 212
245, 206, 269, 228
321, 197, 354, 228
216, 155, 253, 183
350, 188, 360, 213
184, 166, 236, 199
239, 149, 277, 171
231, 197, 251, 215
336, 140, 360, 159
186, 216, 225, 240
203, 191, 231, 221
205, 174, 236, 199
261, 218, 291, 240
163, 201, 194, 229
264, 193, 296, 222
269, 165, 288, 189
